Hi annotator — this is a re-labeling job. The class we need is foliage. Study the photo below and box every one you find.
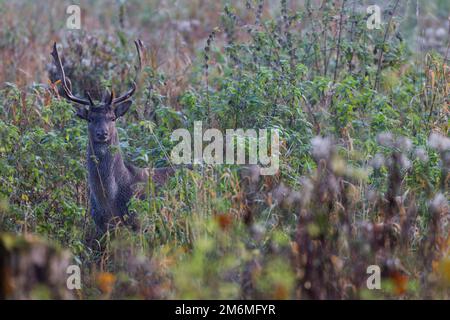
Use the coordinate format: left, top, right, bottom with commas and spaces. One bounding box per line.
0, 0, 449, 299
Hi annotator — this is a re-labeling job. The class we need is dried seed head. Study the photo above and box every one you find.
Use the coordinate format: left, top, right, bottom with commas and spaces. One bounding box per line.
299, 177, 313, 206
311, 136, 333, 161
370, 153, 385, 169
428, 132, 450, 152
414, 147, 429, 163
377, 132, 394, 148
395, 136, 412, 152
399, 154, 412, 170
272, 183, 290, 205
285, 191, 302, 206
429, 193, 449, 214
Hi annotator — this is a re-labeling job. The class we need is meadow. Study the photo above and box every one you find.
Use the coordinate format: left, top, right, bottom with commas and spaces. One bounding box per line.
0, 0, 449, 299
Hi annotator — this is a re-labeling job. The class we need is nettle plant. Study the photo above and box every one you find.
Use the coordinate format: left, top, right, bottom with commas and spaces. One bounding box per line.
0, 84, 88, 254
180, 0, 411, 179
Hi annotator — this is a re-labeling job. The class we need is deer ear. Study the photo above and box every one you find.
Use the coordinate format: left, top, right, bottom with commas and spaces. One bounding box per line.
114, 100, 132, 118
75, 106, 89, 120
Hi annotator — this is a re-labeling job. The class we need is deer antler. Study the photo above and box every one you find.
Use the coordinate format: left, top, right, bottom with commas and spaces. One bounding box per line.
51, 43, 92, 106
112, 39, 144, 105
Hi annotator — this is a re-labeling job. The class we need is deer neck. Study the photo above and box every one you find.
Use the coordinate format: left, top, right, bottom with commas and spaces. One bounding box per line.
87, 132, 127, 202
88, 130, 120, 158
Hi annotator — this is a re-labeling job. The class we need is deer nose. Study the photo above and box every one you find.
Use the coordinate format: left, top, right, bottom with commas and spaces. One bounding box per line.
96, 130, 108, 139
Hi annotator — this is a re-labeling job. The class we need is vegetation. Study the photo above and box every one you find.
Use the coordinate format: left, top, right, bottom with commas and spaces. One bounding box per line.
0, 0, 449, 299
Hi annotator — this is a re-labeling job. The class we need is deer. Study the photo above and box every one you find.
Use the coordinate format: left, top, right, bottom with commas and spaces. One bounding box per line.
51, 40, 180, 234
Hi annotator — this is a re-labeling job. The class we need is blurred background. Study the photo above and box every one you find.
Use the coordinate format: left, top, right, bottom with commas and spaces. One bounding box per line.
1, 0, 449, 87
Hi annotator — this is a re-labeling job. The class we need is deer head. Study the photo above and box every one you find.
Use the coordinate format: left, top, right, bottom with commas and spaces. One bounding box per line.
51, 40, 144, 144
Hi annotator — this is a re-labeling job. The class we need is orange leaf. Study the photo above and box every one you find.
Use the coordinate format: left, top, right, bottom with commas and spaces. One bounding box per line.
391, 271, 408, 295
215, 214, 233, 230
96, 272, 116, 294
439, 257, 450, 284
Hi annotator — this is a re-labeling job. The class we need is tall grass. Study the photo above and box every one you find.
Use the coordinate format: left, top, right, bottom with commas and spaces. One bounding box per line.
0, 0, 449, 299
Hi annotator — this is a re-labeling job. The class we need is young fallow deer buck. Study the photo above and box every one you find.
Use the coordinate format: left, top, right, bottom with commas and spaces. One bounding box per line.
51, 40, 179, 233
